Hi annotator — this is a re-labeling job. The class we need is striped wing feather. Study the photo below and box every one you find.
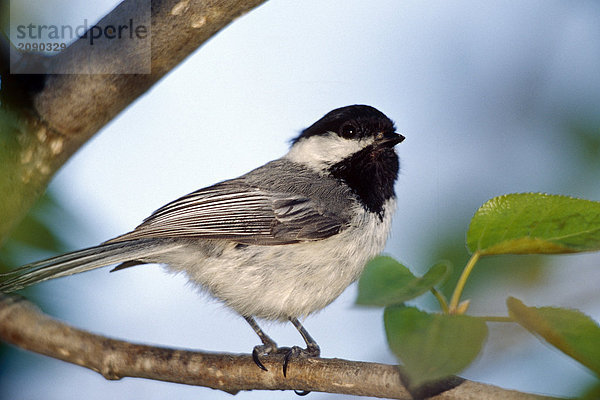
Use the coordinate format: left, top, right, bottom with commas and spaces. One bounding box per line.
108, 181, 347, 245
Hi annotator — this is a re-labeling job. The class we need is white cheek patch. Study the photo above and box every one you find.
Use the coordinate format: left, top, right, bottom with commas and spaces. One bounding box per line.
285, 133, 375, 170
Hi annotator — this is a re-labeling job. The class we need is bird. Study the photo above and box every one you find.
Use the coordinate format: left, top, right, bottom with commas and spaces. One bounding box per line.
0, 104, 404, 376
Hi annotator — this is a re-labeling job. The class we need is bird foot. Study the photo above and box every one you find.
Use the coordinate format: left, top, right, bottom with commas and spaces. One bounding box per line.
251, 341, 278, 372
281, 343, 320, 377
252, 342, 320, 378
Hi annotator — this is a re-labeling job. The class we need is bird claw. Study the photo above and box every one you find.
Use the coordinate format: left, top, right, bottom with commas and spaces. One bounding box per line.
282, 343, 320, 377
252, 343, 277, 371
252, 343, 320, 378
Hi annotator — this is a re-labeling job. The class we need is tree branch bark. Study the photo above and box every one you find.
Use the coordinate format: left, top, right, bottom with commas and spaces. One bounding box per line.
0, 294, 561, 400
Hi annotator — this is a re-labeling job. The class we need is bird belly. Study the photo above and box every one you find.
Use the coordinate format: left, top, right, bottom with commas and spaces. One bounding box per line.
158, 201, 394, 321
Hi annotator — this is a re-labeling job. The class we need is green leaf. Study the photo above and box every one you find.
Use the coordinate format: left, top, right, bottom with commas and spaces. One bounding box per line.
467, 193, 600, 255
507, 297, 600, 376
384, 306, 488, 386
357, 257, 449, 306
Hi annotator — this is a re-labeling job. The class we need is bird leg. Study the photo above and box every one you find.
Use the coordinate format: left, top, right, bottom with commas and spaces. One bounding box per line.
283, 317, 321, 378
244, 316, 279, 371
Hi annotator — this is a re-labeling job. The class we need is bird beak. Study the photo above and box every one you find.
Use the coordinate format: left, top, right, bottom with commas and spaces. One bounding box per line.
376, 132, 405, 148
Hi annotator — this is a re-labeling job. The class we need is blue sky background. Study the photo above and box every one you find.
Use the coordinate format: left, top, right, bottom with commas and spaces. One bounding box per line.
2, 1, 600, 399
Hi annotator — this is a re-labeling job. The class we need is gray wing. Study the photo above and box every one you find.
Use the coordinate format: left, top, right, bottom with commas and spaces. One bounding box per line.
107, 180, 349, 245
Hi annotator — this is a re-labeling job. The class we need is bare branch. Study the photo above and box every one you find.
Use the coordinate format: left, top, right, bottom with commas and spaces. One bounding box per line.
0, 294, 561, 399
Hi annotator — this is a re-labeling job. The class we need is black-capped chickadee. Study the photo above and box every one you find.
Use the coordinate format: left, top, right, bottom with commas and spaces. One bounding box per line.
0, 105, 404, 374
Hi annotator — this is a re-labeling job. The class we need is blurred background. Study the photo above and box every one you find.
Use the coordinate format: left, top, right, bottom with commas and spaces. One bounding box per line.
1, 1, 600, 399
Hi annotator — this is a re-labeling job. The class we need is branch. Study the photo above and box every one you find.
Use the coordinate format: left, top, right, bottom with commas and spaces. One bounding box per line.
0, 0, 267, 242
0, 294, 560, 399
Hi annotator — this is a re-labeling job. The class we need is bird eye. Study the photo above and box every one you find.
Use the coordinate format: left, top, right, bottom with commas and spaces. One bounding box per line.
340, 123, 356, 139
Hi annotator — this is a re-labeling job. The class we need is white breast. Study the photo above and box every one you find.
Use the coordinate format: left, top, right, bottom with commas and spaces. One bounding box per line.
160, 198, 396, 321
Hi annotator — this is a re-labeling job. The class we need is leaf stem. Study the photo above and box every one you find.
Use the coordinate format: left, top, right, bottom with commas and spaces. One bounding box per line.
449, 251, 481, 313
431, 288, 449, 313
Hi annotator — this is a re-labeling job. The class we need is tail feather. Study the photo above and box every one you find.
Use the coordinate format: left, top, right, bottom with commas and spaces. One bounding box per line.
0, 239, 174, 293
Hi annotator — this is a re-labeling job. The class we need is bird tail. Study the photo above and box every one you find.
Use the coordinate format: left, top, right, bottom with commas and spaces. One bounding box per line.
0, 239, 174, 293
